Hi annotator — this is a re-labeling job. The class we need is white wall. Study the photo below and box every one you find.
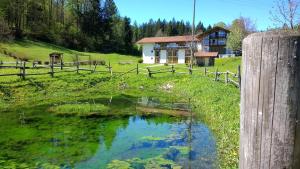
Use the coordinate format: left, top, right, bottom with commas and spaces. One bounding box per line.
160, 50, 167, 64
178, 49, 185, 64
142, 44, 155, 64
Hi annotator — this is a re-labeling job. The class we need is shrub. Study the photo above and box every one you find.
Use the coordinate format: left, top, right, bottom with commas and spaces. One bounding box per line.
44, 61, 49, 65
138, 59, 143, 64
164, 63, 168, 66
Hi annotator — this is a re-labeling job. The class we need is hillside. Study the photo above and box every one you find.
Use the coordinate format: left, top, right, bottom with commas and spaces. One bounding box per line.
0, 40, 140, 63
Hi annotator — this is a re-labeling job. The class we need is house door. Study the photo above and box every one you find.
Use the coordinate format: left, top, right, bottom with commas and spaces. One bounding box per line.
167, 50, 178, 64
155, 50, 160, 64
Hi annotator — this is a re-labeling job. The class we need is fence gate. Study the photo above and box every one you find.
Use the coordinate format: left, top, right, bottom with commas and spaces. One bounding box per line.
240, 31, 300, 169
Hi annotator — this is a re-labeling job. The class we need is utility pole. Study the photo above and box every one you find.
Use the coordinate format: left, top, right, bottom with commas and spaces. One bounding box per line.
191, 0, 196, 68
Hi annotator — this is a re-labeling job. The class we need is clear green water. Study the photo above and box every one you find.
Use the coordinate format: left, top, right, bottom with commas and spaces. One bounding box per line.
0, 97, 217, 169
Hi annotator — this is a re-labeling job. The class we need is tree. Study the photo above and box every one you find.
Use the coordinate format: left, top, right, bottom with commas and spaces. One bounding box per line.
196, 21, 206, 33
214, 22, 227, 28
227, 17, 256, 51
123, 17, 133, 53
270, 0, 300, 29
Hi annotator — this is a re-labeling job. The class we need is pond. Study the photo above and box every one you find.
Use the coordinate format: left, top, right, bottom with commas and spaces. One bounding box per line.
0, 96, 217, 169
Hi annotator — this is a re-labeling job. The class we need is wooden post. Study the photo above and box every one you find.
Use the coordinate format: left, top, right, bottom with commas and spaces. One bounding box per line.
16, 59, 18, 69
225, 71, 229, 84
108, 61, 112, 76
204, 67, 207, 76
136, 64, 139, 75
60, 58, 63, 70
237, 65, 241, 88
240, 32, 300, 169
189, 64, 193, 75
50, 57, 54, 78
76, 55, 79, 74
147, 68, 152, 77
215, 69, 218, 81
20, 61, 26, 80
93, 63, 97, 73
171, 65, 175, 74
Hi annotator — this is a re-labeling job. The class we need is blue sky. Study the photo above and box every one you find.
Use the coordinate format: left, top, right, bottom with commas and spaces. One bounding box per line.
115, 0, 275, 31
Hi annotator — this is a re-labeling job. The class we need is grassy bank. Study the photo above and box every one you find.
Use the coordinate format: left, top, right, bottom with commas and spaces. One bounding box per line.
0, 40, 241, 168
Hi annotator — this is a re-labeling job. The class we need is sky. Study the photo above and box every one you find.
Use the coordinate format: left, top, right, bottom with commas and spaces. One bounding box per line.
114, 0, 276, 31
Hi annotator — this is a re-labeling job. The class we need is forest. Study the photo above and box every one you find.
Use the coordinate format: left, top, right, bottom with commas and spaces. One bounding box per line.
0, 0, 209, 55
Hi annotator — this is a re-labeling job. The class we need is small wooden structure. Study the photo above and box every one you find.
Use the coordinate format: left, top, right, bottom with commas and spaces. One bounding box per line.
240, 31, 300, 169
49, 52, 63, 64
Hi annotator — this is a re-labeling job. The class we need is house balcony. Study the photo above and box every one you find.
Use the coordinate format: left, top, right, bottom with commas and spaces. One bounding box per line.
154, 45, 191, 50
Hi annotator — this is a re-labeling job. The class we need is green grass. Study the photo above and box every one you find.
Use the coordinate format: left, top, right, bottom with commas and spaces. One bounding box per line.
0, 40, 241, 168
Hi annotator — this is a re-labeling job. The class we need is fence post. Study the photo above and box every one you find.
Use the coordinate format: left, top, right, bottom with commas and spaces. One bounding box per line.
76, 54, 79, 74
19, 61, 26, 80
147, 68, 152, 77
108, 61, 112, 77
60, 58, 63, 70
50, 57, 54, 78
204, 67, 207, 76
171, 65, 175, 74
93, 63, 98, 73
16, 59, 18, 69
136, 64, 139, 75
189, 65, 193, 75
237, 65, 241, 88
240, 32, 300, 169
215, 68, 218, 81
225, 71, 229, 84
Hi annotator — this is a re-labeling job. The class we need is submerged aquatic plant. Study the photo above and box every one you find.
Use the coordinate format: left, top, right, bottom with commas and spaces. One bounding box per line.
49, 104, 110, 117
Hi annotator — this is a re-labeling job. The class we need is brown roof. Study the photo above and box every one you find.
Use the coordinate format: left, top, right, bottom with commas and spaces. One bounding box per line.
196, 26, 230, 40
195, 51, 219, 58
136, 35, 201, 44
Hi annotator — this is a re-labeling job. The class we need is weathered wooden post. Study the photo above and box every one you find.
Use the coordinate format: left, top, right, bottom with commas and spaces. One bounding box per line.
50, 57, 54, 78
108, 61, 112, 77
204, 67, 207, 76
60, 58, 63, 70
189, 64, 193, 75
171, 65, 175, 74
237, 65, 241, 88
240, 31, 300, 169
215, 69, 218, 81
136, 64, 139, 75
225, 71, 229, 84
20, 61, 26, 80
147, 68, 152, 77
76, 54, 79, 74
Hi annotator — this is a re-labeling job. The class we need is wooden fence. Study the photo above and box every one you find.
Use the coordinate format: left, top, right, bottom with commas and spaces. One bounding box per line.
240, 31, 300, 169
0, 60, 112, 79
0, 58, 241, 88
146, 65, 241, 88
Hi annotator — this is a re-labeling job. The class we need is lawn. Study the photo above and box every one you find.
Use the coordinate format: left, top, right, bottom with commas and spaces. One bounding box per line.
0, 40, 241, 168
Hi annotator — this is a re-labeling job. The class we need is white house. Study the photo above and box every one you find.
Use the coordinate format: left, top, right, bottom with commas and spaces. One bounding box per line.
137, 27, 232, 66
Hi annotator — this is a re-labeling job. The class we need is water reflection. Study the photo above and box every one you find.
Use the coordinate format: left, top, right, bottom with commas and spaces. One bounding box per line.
76, 115, 217, 169
0, 96, 217, 169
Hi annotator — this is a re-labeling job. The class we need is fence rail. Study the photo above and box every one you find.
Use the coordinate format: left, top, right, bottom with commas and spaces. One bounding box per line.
0, 59, 241, 88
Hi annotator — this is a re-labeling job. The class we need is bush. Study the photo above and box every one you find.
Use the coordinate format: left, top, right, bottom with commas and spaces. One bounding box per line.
138, 59, 143, 63
164, 63, 168, 66
44, 61, 49, 65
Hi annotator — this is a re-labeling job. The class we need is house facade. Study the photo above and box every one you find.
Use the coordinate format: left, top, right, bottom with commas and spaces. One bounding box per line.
137, 27, 232, 66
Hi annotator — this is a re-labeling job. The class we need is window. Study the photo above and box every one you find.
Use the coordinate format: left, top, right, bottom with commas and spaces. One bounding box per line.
167, 50, 178, 64
219, 31, 226, 38
155, 50, 160, 57
218, 39, 226, 45
185, 49, 191, 56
